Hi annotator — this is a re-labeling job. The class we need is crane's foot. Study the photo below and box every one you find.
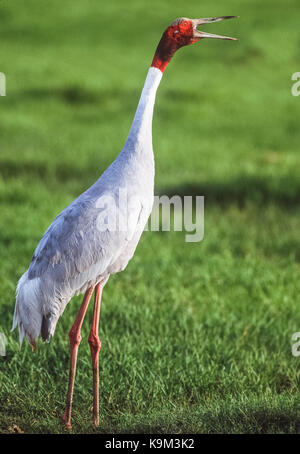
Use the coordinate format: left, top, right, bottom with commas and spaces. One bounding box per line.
61, 412, 72, 431
93, 417, 99, 428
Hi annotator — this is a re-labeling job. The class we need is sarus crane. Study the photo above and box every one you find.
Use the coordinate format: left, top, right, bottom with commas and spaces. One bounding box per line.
12, 16, 237, 429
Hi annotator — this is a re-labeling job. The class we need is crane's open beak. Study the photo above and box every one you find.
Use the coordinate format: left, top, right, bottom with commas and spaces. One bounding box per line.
192, 16, 238, 41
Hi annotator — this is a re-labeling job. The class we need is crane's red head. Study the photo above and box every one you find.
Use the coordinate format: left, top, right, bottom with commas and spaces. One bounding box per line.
151, 16, 238, 73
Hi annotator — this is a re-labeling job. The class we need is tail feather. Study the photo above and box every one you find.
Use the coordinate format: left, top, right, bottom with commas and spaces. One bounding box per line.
41, 313, 53, 342
12, 272, 43, 348
12, 300, 25, 345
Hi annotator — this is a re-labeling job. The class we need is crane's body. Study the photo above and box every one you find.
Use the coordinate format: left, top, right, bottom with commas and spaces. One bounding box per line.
13, 67, 162, 346
12, 16, 237, 429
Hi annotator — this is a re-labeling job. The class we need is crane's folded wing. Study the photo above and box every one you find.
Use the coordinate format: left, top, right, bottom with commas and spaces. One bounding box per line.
27, 195, 144, 283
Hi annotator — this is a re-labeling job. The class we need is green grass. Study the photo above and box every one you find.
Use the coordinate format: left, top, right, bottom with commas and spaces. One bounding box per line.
1, 0, 300, 434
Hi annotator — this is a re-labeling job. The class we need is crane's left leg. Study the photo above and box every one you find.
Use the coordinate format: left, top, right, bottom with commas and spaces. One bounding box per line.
62, 286, 94, 430
88, 283, 103, 427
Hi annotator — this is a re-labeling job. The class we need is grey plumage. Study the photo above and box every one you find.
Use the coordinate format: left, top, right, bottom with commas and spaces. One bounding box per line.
12, 67, 162, 346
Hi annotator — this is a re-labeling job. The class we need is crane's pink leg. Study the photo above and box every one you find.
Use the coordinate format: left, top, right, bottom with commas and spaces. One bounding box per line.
62, 286, 94, 430
88, 283, 102, 427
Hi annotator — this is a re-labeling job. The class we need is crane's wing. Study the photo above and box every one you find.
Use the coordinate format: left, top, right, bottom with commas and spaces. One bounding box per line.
27, 191, 145, 285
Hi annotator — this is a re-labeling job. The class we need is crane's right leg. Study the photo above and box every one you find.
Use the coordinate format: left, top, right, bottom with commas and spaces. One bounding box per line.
88, 283, 102, 427
61, 286, 94, 430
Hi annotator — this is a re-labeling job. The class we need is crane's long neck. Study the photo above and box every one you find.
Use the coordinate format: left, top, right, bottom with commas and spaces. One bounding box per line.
124, 66, 162, 155
122, 29, 178, 157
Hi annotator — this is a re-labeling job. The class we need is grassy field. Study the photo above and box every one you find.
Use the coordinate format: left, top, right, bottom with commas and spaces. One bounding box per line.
1, 0, 300, 434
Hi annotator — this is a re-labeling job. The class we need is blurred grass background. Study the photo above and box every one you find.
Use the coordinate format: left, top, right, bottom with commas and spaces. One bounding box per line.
0, 0, 300, 433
